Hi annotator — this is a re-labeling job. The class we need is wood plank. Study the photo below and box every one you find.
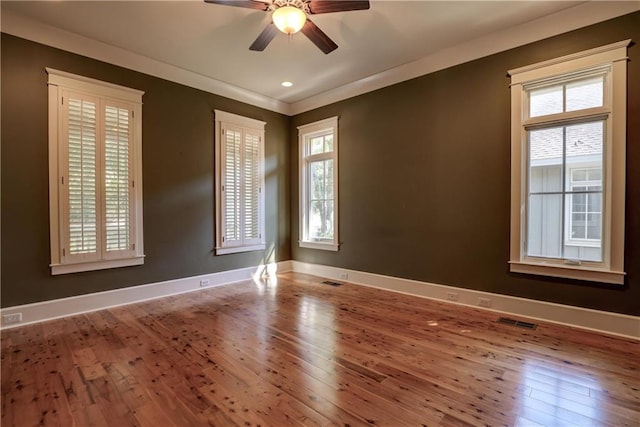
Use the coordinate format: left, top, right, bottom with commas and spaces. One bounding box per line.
2, 272, 638, 426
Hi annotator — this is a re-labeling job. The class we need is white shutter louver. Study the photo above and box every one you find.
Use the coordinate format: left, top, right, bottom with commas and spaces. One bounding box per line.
67, 97, 98, 256
104, 105, 132, 253
223, 127, 242, 244
243, 132, 261, 243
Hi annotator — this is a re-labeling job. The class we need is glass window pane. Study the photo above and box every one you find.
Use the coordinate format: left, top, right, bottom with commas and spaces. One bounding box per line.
310, 160, 326, 200
571, 212, 587, 240
530, 85, 563, 117
310, 159, 334, 201
588, 169, 601, 181
572, 193, 586, 212
529, 127, 563, 192
566, 121, 603, 183
309, 200, 334, 240
325, 159, 334, 199
310, 136, 324, 155
527, 194, 562, 258
589, 192, 602, 212
566, 76, 603, 112
324, 135, 334, 152
587, 214, 601, 240
564, 191, 602, 262
572, 170, 587, 182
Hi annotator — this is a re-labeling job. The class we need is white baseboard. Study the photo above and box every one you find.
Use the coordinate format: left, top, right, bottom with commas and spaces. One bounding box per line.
290, 261, 640, 340
2, 260, 637, 340
0, 262, 291, 330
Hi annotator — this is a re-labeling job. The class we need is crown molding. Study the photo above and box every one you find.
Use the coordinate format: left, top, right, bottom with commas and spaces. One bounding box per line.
0, 8, 291, 115
289, 1, 640, 115
2, 2, 638, 117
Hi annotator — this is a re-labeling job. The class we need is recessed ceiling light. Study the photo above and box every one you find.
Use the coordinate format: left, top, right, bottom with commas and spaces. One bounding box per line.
281, 81, 293, 87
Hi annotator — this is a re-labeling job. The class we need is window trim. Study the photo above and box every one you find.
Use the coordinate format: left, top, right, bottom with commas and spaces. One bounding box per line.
508, 40, 629, 285
214, 110, 266, 255
47, 68, 145, 275
298, 117, 339, 251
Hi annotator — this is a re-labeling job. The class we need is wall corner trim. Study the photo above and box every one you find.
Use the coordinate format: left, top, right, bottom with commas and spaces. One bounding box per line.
289, 261, 640, 340
0, 261, 292, 330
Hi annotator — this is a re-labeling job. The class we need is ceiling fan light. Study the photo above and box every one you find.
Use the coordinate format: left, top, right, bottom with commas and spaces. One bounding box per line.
272, 6, 306, 35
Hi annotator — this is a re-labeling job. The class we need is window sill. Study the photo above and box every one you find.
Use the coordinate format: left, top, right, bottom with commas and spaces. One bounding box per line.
299, 241, 339, 251
51, 256, 145, 275
215, 244, 265, 255
509, 260, 625, 285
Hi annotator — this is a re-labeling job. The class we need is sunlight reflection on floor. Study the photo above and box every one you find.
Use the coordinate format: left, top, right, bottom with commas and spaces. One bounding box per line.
518, 360, 605, 426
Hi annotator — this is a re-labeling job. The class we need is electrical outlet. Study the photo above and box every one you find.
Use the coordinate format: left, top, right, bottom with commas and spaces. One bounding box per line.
446, 292, 459, 302
200, 279, 211, 287
478, 298, 492, 308
3, 313, 22, 325
340, 272, 348, 280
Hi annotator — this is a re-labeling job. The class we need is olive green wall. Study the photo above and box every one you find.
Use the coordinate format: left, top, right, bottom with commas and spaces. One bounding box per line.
291, 12, 640, 316
1, 34, 291, 307
2, 12, 639, 316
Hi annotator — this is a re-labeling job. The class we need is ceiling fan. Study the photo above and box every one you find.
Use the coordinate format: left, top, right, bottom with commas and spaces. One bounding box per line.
204, 0, 370, 54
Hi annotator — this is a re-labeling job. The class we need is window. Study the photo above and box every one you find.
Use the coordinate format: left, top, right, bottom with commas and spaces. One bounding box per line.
214, 110, 265, 255
47, 68, 144, 275
568, 167, 602, 246
508, 40, 629, 284
298, 117, 339, 251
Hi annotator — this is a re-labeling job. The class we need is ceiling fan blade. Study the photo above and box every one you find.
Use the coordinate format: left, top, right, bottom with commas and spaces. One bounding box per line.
204, 0, 270, 11
249, 23, 279, 51
307, 0, 370, 14
301, 19, 338, 54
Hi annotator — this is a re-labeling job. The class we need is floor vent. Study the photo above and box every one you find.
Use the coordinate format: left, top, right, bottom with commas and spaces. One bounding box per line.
321, 280, 343, 287
497, 317, 537, 330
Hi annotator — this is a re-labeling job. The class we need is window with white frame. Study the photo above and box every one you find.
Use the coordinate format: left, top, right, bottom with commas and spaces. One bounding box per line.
214, 110, 265, 255
508, 40, 629, 284
298, 117, 339, 251
47, 68, 145, 275
568, 167, 602, 246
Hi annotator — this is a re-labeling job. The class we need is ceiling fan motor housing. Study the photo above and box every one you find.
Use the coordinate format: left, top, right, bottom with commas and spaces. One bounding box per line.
270, 0, 311, 14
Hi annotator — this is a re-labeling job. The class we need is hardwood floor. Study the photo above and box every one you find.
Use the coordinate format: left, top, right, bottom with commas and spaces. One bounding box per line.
2, 272, 639, 426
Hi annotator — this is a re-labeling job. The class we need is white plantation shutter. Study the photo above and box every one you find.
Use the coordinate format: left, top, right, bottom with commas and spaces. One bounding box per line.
104, 103, 134, 257
215, 111, 265, 255
48, 68, 144, 274
222, 126, 242, 246
243, 131, 262, 244
65, 94, 99, 261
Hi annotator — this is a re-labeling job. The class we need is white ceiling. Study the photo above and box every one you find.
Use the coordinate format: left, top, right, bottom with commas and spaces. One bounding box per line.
2, 1, 638, 114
